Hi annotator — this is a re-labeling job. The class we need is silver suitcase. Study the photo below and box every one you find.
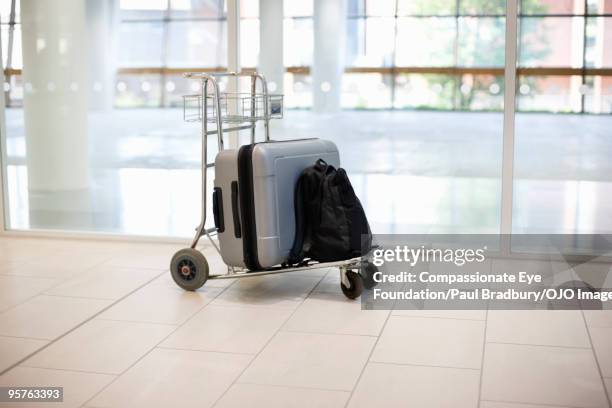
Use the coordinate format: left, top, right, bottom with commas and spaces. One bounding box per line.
212, 138, 340, 270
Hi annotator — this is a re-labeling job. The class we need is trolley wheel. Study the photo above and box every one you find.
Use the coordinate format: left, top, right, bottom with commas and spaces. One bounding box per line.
170, 248, 209, 291
341, 270, 364, 300
361, 262, 379, 290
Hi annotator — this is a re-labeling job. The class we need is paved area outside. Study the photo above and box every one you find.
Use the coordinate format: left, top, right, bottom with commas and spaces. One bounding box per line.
0, 236, 610, 408
3, 109, 612, 235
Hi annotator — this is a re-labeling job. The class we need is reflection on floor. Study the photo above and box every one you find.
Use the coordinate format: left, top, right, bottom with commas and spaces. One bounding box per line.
0, 237, 610, 407
4, 109, 612, 236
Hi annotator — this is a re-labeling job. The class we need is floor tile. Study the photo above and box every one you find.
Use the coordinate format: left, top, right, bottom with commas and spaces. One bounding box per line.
44, 266, 162, 300
283, 292, 388, 336
347, 362, 479, 408
487, 310, 590, 348
1, 252, 111, 279
0, 275, 62, 311
152, 271, 236, 289
480, 402, 570, 408
212, 275, 321, 309
161, 305, 292, 354
0, 366, 114, 408
238, 331, 375, 391
0, 336, 48, 372
481, 343, 607, 408
584, 310, 612, 328
589, 327, 612, 377
391, 309, 486, 321
86, 348, 251, 408
102, 245, 182, 270
23, 319, 174, 374
312, 270, 344, 294
371, 316, 484, 369
0, 295, 111, 340
215, 383, 349, 408
99, 283, 220, 325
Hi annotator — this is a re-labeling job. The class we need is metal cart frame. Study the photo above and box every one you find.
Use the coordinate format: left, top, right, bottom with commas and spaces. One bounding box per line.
170, 70, 370, 299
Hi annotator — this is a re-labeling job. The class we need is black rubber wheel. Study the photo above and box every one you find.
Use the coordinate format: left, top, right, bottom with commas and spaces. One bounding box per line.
341, 271, 364, 300
361, 262, 379, 290
170, 248, 209, 291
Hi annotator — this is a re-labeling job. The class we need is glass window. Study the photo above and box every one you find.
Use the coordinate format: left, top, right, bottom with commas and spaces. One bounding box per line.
518, 17, 585, 68
0, 0, 18, 23
346, 17, 395, 67
397, 0, 456, 16
120, 0, 167, 20
365, 0, 395, 16
585, 17, 612, 68
115, 74, 163, 108
284, 18, 313, 66
394, 73, 456, 109
458, 17, 506, 67
284, 0, 313, 17
347, 0, 365, 17
584, 76, 612, 113
163, 74, 193, 108
241, 18, 259, 67
395, 17, 456, 66
1, 24, 8, 67
9, 23, 20, 68
284, 72, 312, 108
587, 0, 612, 14
460, 0, 506, 15
516, 75, 582, 113
118, 21, 164, 67
520, 0, 584, 15
170, 0, 225, 19
456, 74, 504, 110
341, 73, 392, 108
241, 0, 259, 18
166, 20, 227, 67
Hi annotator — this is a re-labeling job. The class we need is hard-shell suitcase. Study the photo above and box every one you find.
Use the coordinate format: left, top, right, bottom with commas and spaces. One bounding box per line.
212, 138, 339, 270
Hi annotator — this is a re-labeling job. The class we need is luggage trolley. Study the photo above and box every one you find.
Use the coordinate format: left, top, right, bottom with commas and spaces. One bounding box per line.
170, 71, 373, 300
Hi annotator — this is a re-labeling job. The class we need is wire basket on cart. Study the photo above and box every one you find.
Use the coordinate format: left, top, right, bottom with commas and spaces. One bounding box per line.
183, 92, 284, 123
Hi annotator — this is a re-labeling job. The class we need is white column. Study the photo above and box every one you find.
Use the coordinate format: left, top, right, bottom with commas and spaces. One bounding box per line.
312, 0, 347, 113
86, 0, 119, 111
259, 0, 283, 94
21, 0, 89, 192
227, 0, 241, 147
0, 31, 7, 231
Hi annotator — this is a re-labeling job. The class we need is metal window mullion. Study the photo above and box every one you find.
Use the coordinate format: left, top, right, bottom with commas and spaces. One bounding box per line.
452, 0, 460, 110
581, 0, 587, 114
390, 0, 399, 109
500, 0, 518, 246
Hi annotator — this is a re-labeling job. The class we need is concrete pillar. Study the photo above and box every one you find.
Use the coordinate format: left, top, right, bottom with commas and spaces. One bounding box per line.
312, 0, 347, 113
21, 0, 91, 228
86, 0, 119, 111
259, 0, 283, 94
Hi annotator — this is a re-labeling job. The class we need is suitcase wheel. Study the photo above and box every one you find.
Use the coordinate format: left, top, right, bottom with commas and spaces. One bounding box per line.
361, 262, 378, 290
341, 270, 364, 300
170, 248, 209, 291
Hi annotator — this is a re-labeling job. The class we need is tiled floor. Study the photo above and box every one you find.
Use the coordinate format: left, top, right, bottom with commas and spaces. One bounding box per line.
0, 236, 610, 408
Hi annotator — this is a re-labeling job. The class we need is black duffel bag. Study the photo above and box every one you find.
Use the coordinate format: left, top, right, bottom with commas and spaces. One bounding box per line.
288, 159, 372, 264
